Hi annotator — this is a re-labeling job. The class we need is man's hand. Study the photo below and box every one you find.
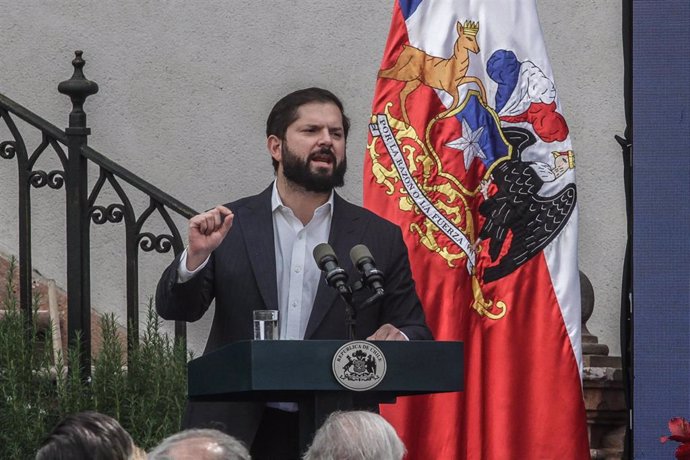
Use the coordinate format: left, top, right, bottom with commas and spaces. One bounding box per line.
367, 323, 408, 341
186, 205, 234, 271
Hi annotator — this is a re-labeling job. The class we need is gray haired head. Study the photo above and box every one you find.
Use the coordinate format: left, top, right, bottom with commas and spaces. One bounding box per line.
303, 411, 406, 460
147, 428, 250, 460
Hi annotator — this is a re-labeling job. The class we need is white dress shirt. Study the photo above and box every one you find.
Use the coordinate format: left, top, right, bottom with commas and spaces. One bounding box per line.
177, 182, 333, 340
271, 184, 333, 339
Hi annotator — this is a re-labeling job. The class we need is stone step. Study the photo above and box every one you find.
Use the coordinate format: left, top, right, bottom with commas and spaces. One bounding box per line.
583, 342, 610, 355
591, 447, 624, 460
584, 354, 622, 368
584, 366, 624, 385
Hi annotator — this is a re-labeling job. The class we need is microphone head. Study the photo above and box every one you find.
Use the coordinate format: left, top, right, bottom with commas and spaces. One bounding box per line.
313, 243, 338, 269
350, 244, 374, 267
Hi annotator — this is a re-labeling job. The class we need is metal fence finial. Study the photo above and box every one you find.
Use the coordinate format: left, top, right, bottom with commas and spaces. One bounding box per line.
58, 50, 99, 129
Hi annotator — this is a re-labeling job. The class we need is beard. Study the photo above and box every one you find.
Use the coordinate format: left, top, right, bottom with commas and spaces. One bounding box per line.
281, 143, 347, 193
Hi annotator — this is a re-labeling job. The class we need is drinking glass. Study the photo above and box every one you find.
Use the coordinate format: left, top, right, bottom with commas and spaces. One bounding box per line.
253, 309, 279, 340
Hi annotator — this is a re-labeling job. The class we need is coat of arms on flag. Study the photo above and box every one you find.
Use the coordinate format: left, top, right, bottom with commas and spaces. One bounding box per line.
364, 1, 590, 459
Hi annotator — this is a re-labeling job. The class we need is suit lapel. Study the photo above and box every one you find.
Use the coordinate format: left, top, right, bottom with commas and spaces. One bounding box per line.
238, 186, 279, 309
305, 194, 364, 338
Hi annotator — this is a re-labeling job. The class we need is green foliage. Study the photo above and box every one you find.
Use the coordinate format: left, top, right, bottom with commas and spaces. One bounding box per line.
0, 257, 189, 459
124, 300, 189, 450
0, 258, 57, 458
92, 315, 127, 420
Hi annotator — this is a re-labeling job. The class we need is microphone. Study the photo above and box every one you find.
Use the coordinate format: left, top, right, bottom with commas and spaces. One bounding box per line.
349, 244, 385, 294
313, 243, 349, 294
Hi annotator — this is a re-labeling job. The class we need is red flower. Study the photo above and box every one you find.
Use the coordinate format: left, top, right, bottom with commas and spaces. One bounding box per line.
661, 417, 690, 459
676, 444, 690, 460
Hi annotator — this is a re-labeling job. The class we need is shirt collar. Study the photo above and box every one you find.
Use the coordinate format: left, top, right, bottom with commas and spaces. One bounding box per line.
271, 181, 334, 218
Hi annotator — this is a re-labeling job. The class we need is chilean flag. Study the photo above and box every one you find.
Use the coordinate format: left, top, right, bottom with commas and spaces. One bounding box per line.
364, 1, 590, 458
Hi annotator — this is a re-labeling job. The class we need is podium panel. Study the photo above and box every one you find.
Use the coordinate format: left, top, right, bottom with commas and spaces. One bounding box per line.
187, 340, 463, 452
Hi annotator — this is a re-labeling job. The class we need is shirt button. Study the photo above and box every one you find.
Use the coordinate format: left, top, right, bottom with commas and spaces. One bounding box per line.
291, 301, 298, 308
298, 234, 303, 240
294, 266, 302, 273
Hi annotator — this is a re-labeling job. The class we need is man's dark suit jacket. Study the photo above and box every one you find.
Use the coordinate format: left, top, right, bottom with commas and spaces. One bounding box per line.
155, 185, 432, 446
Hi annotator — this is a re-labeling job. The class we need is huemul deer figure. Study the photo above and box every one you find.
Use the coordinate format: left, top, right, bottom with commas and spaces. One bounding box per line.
378, 20, 487, 125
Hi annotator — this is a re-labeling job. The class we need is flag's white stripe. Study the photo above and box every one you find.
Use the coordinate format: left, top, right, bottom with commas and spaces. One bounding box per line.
406, 0, 552, 84
544, 211, 583, 372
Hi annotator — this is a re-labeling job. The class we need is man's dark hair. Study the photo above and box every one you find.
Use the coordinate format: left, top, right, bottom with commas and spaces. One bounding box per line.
266, 87, 351, 171
35, 411, 135, 460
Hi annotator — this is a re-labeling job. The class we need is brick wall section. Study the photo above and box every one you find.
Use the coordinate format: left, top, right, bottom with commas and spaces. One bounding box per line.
0, 254, 126, 359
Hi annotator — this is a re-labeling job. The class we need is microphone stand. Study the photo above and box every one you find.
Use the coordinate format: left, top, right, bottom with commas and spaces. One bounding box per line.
339, 282, 384, 340
335, 285, 357, 341
357, 286, 384, 311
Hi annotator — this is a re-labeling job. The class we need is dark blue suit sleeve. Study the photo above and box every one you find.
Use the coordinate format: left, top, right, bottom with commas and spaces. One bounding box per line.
155, 251, 215, 323
377, 224, 434, 341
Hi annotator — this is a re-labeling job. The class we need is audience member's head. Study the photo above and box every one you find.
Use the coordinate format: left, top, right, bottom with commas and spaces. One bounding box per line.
147, 428, 250, 460
303, 410, 406, 460
35, 411, 143, 460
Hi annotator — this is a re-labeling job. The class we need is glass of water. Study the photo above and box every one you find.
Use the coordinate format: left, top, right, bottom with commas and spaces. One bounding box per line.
253, 309, 279, 340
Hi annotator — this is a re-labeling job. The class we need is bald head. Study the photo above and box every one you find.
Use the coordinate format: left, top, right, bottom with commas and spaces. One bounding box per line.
148, 429, 250, 460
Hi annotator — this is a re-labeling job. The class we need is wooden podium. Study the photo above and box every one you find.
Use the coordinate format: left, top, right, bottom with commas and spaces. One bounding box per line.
188, 340, 463, 452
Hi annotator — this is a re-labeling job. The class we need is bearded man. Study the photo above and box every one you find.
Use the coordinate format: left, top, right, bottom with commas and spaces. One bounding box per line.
156, 87, 432, 459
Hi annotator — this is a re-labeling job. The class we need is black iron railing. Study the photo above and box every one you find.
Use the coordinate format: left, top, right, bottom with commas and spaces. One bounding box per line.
0, 51, 197, 377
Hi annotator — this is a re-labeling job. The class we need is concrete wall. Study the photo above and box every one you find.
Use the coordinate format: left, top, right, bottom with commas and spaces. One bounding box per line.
0, 0, 626, 355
